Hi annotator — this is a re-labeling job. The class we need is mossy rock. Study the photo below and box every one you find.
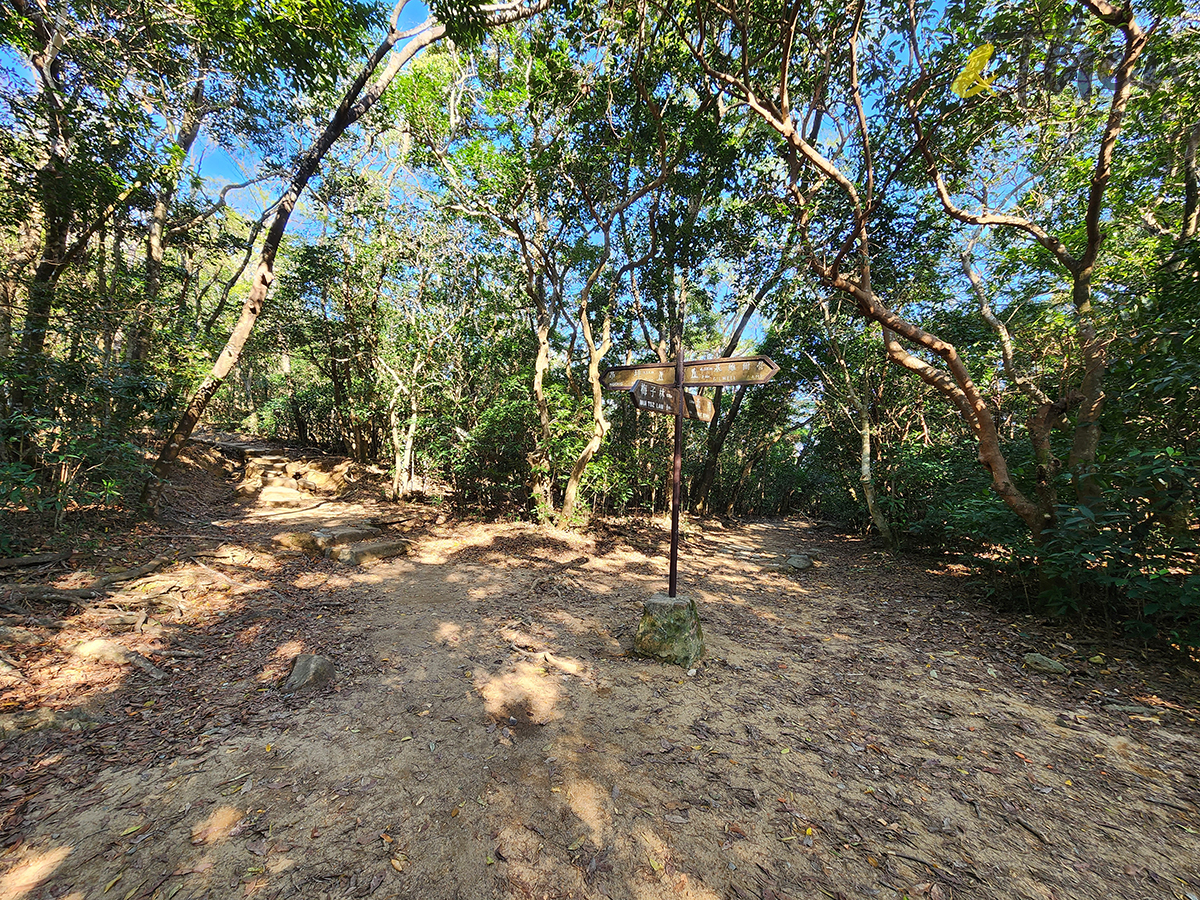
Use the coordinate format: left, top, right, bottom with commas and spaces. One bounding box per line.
271, 531, 321, 554
634, 593, 705, 668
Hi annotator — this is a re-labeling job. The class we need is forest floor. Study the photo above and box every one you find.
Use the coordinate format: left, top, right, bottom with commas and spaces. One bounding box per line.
2, 440, 1200, 900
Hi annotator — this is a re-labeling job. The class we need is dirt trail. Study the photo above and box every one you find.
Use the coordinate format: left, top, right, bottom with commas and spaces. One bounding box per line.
2, 445, 1200, 900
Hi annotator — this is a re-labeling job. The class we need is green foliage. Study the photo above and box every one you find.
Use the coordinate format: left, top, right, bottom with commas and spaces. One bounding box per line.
430, 0, 488, 47
188, 0, 378, 91
1035, 447, 1200, 644
448, 374, 537, 511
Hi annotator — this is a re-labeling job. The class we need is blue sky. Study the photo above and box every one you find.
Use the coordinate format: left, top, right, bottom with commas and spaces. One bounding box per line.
191, 1, 434, 220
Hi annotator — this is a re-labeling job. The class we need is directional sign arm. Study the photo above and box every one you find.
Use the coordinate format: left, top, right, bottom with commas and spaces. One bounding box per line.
603, 356, 779, 390
629, 380, 715, 422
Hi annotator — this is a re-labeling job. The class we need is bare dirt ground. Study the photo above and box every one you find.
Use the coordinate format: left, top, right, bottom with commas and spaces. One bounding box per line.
2, 442, 1200, 900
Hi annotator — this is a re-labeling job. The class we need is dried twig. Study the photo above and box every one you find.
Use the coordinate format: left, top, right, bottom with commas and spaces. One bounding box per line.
1011, 815, 1050, 844
0, 550, 72, 569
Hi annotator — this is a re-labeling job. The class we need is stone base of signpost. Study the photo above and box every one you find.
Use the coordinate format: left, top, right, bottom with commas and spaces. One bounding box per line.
634, 593, 705, 668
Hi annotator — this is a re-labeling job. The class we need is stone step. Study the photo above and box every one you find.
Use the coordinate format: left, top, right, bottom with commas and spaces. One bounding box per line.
330, 539, 410, 565
258, 486, 316, 507
311, 525, 381, 551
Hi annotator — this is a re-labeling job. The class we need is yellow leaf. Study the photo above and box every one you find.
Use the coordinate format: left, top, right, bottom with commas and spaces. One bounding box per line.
952, 44, 998, 98
120, 824, 142, 835
390, 858, 404, 872
568, 837, 585, 851
648, 856, 663, 873
104, 874, 122, 893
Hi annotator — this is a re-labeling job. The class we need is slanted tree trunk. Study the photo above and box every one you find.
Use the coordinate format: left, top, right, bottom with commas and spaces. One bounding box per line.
692, 223, 802, 515
141, 1, 551, 509
676, 0, 1145, 549
692, 385, 745, 515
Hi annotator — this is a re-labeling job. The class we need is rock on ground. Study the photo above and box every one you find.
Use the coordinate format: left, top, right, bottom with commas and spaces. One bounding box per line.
280, 654, 335, 692
271, 531, 322, 554
331, 539, 409, 565
633, 593, 705, 668
785, 553, 814, 571
1023, 652, 1069, 674
312, 525, 381, 551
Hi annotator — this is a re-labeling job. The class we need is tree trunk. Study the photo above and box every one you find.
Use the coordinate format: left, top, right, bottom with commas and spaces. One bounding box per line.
858, 394, 895, 548
692, 385, 745, 514
280, 347, 308, 445
388, 400, 404, 500
557, 310, 612, 527
723, 429, 785, 517
528, 282, 556, 522
140, 11, 461, 509
399, 387, 420, 496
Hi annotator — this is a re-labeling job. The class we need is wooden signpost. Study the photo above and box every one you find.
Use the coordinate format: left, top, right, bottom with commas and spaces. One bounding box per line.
602, 355, 780, 391
629, 379, 715, 423
603, 353, 778, 598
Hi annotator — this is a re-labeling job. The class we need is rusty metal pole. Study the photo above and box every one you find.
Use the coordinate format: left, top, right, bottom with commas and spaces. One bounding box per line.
668, 330, 684, 597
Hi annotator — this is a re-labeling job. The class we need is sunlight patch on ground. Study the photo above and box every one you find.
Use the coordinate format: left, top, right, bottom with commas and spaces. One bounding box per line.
436, 622, 465, 646
631, 825, 722, 899
0, 846, 71, 899
476, 661, 561, 724
190, 806, 245, 845
543, 608, 612, 638
541, 651, 586, 678
236, 622, 266, 645
269, 640, 307, 660
292, 572, 330, 589
563, 775, 610, 847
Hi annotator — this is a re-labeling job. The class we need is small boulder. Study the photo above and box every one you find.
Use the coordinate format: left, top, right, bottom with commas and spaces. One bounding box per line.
1023, 652, 1069, 674
262, 475, 300, 490
634, 593, 705, 668
331, 539, 409, 565
258, 486, 312, 507
280, 654, 335, 692
785, 554, 813, 571
312, 525, 381, 551
300, 460, 353, 493
272, 531, 322, 554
